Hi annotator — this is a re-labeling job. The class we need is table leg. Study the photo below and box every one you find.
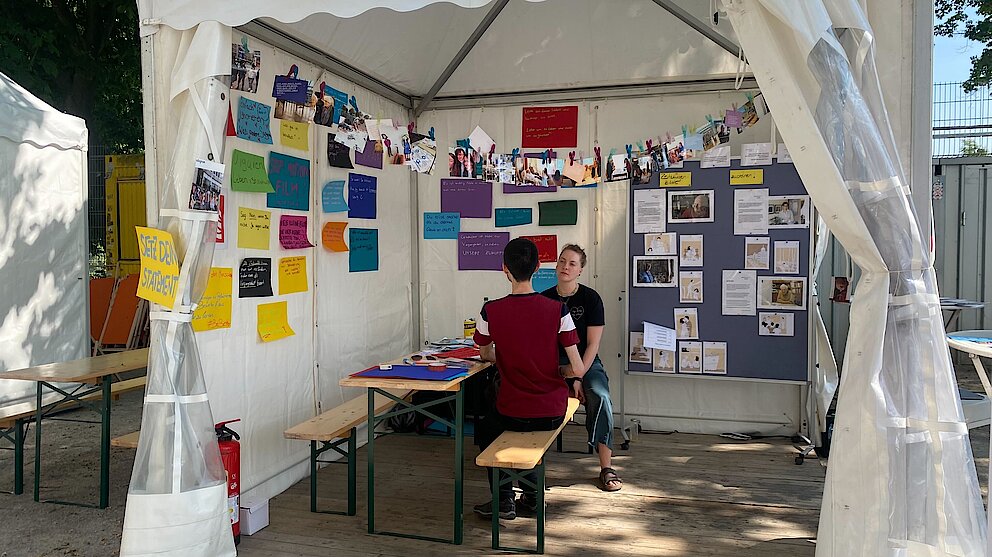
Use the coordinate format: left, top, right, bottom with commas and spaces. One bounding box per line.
347, 429, 357, 517
14, 419, 24, 495
99, 376, 111, 509
454, 387, 464, 545
33, 383, 42, 502
367, 388, 376, 535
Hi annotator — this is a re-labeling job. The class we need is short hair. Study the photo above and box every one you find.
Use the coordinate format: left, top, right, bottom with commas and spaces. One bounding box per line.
560, 244, 587, 268
503, 238, 539, 282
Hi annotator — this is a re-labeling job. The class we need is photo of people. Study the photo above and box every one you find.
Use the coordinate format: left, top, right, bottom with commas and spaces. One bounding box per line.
669, 190, 714, 223
831, 276, 850, 303
758, 312, 795, 337
560, 157, 600, 187
333, 106, 370, 151
679, 271, 703, 304
514, 156, 553, 186
665, 135, 685, 167
449, 147, 476, 178
679, 234, 703, 267
633, 256, 677, 288
774, 241, 800, 274
757, 277, 808, 311
380, 123, 410, 165
629, 332, 651, 364
644, 232, 676, 255
678, 341, 702, 373
311, 92, 335, 127
230, 43, 261, 93
605, 153, 630, 182
189, 159, 224, 212
652, 348, 676, 373
485, 154, 516, 183
674, 308, 699, 339
701, 121, 731, 150
744, 237, 770, 270
767, 195, 810, 228
631, 154, 654, 185
703, 342, 727, 374
274, 84, 317, 124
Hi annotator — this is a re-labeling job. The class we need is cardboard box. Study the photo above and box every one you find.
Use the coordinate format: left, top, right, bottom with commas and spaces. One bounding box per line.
239, 496, 269, 536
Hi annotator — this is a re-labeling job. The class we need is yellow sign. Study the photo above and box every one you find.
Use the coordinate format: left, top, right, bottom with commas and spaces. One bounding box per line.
730, 169, 764, 185
192, 267, 232, 332
258, 301, 294, 342
279, 121, 309, 152
278, 256, 308, 295
321, 222, 349, 252
135, 226, 181, 308
238, 207, 271, 250
657, 172, 691, 187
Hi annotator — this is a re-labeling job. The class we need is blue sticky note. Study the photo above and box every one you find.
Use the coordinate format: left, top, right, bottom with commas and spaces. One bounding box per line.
424, 212, 460, 240
532, 268, 558, 293
348, 173, 377, 219
322, 180, 348, 213
324, 85, 349, 124
495, 208, 533, 227
267, 152, 310, 211
349, 228, 379, 272
236, 97, 273, 144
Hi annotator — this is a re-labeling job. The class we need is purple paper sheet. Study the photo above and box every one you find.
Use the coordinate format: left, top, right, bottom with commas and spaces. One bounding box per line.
441, 179, 492, 218
355, 139, 383, 169
458, 232, 509, 271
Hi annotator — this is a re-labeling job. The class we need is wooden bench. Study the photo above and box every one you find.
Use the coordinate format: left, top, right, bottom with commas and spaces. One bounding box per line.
111, 430, 141, 449
475, 397, 581, 554
0, 375, 146, 494
284, 388, 411, 516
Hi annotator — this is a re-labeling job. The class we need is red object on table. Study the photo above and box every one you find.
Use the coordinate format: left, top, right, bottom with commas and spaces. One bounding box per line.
441, 346, 481, 359
522, 106, 578, 148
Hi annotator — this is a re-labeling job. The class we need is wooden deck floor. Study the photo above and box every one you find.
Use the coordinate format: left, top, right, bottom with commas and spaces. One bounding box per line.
239, 425, 824, 556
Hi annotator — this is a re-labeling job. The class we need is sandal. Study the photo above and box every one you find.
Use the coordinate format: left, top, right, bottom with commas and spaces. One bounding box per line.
599, 467, 623, 492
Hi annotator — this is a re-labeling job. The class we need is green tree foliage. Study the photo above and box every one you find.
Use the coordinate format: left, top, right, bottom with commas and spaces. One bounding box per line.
961, 138, 990, 156
935, 0, 992, 93
0, 0, 143, 151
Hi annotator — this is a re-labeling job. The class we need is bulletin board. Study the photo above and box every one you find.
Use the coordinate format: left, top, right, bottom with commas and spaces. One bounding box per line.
626, 159, 812, 382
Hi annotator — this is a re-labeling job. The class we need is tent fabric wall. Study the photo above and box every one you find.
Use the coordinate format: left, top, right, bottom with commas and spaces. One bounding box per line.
0, 72, 88, 401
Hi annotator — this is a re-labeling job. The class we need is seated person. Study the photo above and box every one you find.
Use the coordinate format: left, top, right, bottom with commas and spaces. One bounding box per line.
474, 238, 585, 520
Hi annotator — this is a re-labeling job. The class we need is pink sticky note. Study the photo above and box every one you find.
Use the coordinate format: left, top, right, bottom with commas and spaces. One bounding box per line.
279, 215, 314, 249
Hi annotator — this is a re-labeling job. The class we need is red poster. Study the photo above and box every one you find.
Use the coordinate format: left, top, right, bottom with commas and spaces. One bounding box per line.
521, 106, 578, 148
216, 194, 225, 243
520, 234, 558, 263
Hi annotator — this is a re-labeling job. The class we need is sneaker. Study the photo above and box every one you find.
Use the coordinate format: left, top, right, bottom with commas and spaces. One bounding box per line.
516, 493, 539, 517
473, 498, 516, 520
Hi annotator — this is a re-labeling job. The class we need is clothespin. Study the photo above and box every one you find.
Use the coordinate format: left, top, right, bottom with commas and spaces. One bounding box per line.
318, 81, 326, 96
594, 146, 601, 162
608, 148, 616, 157
541, 151, 547, 164
681, 125, 688, 137
745, 93, 754, 102
546, 149, 553, 161
511, 147, 520, 160
428, 127, 435, 141
348, 96, 359, 110
625, 144, 633, 160
645, 139, 653, 152
287, 64, 299, 79
407, 122, 415, 135
665, 132, 673, 144
636, 141, 645, 152
569, 151, 576, 164
490, 144, 496, 156
705, 114, 714, 126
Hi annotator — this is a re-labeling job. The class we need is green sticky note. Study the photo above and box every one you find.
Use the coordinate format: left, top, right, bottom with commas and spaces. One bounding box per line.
538, 200, 578, 226
230, 149, 274, 192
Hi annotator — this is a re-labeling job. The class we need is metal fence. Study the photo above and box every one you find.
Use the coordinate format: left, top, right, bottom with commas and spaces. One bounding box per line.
933, 82, 992, 158
87, 144, 111, 277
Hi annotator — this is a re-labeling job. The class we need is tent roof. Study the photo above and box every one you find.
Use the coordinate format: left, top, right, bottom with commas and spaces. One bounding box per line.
140, 0, 742, 102
0, 72, 87, 150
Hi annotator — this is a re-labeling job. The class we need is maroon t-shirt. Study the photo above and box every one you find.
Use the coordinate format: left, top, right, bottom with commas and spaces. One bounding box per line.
473, 293, 579, 418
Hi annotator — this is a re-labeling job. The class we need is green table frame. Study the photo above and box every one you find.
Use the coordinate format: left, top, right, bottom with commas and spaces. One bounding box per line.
309, 429, 358, 516
0, 419, 27, 494
490, 463, 547, 554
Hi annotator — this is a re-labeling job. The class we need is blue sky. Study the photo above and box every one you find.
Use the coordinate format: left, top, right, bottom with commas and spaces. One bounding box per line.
933, 32, 980, 84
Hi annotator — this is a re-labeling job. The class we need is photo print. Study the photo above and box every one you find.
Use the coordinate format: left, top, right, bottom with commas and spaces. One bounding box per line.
652, 347, 676, 373
449, 146, 478, 178
334, 106, 370, 151
758, 312, 795, 337
767, 195, 810, 228
274, 81, 317, 124
326, 133, 355, 169
190, 159, 224, 212
757, 276, 808, 311
516, 156, 555, 186
644, 232, 677, 255
633, 256, 677, 288
679, 234, 703, 267
230, 42, 261, 93
703, 342, 728, 374
669, 190, 714, 224
561, 157, 601, 187
674, 307, 699, 339
484, 154, 515, 183
679, 271, 703, 304
664, 135, 685, 167
380, 123, 411, 165
678, 341, 703, 374
701, 120, 731, 150
831, 276, 850, 303
744, 237, 770, 270
631, 153, 655, 185
774, 241, 801, 274
407, 133, 437, 174
629, 332, 651, 364
604, 153, 630, 182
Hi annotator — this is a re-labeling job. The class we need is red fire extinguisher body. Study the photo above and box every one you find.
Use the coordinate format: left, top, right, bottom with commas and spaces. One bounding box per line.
216, 420, 241, 545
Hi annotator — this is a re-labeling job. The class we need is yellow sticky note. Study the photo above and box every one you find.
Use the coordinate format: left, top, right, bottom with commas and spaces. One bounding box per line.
280, 120, 310, 152
279, 256, 308, 295
657, 172, 692, 187
238, 207, 271, 250
135, 226, 181, 308
321, 222, 349, 252
192, 267, 233, 332
258, 301, 294, 342
730, 169, 764, 185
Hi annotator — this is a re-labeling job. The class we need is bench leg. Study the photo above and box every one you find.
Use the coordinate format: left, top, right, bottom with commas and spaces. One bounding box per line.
309, 435, 357, 516
536, 461, 546, 554
347, 428, 357, 516
100, 376, 111, 509
14, 419, 24, 495
310, 441, 318, 513
491, 467, 500, 550
33, 383, 42, 502
555, 432, 562, 453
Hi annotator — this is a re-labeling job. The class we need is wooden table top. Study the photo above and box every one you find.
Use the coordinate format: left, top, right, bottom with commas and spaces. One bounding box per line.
0, 348, 150, 384
339, 354, 490, 392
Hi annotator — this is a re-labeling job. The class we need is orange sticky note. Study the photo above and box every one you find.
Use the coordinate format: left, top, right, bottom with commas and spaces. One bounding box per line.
322, 221, 349, 252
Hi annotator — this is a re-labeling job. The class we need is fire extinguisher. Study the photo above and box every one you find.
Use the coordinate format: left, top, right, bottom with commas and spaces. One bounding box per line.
215, 419, 241, 545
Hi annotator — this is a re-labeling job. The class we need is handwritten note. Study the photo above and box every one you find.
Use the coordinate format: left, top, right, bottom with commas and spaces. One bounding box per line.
267, 152, 310, 211
458, 232, 509, 271
271, 76, 308, 103
279, 120, 309, 151
239, 257, 273, 298
423, 212, 460, 240
532, 268, 558, 293
730, 169, 764, 185
257, 301, 294, 342
349, 228, 378, 272
347, 173, 377, 219
192, 267, 232, 332
236, 97, 273, 144
441, 179, 492, 218
279, 214, 314, 249
237, 207, 271, 250
520, 235, 558, 263
321, 180, 348, 213
495, 208, 533, 227
230, 150, 273, 192
321, 222, 349, 252
658, 172, 692, 187
278, 256, 308, 294
135, 226, 180, 308
521, 106, 578, 148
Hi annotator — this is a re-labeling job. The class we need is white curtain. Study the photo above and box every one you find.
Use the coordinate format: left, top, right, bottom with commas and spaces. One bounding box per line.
810, 218, 839, 447
725, 1, 987, 556
120, 22, 235, 557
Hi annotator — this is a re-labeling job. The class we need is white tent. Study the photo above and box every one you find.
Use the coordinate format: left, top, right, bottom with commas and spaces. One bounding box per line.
0, 72, 89, 399
128, 1, 964, 555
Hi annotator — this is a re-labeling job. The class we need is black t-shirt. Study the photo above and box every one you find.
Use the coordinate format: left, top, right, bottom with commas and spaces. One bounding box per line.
541, 283, 605, 360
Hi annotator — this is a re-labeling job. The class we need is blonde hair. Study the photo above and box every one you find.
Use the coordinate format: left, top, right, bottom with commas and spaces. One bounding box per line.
560, 244, 587, 268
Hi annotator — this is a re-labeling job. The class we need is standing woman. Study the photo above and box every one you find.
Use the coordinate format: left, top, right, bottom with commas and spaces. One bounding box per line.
541, 244, 623, 491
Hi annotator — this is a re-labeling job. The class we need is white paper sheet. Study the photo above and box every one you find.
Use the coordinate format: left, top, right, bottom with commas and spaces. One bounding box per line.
733, 188, 769, 235
643, 321, 676, 352
722, 270, 757, 316
468, 126, 495, 156
774, 240, 801, 274
777, 143, 792, 163
700, 145, 731, 168
741, 142, 773, 166
744, 237, 770, 270
633, 189, 666, 233
703, 341, 728, 374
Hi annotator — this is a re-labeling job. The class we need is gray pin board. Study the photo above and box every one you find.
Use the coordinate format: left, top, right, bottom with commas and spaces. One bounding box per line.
625, 159, 812, 382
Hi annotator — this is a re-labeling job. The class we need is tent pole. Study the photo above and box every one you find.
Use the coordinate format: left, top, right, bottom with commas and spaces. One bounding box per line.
650, 0, 739, 56
413, 0, 511, 117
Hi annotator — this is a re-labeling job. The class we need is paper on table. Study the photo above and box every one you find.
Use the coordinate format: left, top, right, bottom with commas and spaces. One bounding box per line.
643, 321, 676, 352
633, 189, 665, 234
722, 270, 757, 316
700, 145, 731, 168
257, 301, 294, 342
741, 143, 773, 166
733, 188, 769, 235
